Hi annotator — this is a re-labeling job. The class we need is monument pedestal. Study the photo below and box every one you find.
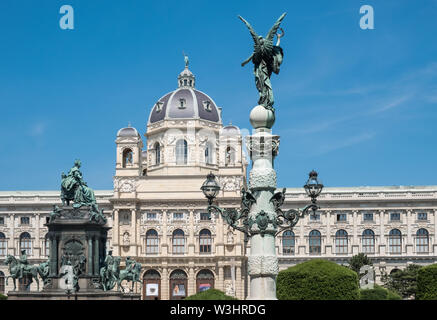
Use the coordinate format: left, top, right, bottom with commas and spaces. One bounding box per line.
6, 205, 140, 300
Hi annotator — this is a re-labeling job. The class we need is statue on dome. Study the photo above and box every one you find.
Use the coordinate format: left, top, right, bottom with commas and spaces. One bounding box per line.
239, 12, 286, 112
183, 51, 189, 68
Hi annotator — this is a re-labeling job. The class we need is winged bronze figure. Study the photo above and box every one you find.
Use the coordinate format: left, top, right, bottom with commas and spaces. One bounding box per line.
239, 12, 287, 112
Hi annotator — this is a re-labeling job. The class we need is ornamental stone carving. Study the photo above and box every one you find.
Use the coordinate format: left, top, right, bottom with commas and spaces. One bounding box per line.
249, 168, 277, 189
114, 178, 138, 193
218, 176, 243, 192
247, 255, 279, 276
122, 232, 130, 245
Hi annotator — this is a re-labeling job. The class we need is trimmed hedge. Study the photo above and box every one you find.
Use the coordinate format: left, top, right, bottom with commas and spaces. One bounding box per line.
185, 289, 238, 300
277, 259, 359, 300
359, 284, 401, 300
0, 294, 7, 300
416, 263, 437, 300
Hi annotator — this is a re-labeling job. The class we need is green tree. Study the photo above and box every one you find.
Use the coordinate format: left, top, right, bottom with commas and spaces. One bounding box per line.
276, 259, 360, 300
348, 253, 373, 274
382, 264, 422, 299
416, 263, 437, 300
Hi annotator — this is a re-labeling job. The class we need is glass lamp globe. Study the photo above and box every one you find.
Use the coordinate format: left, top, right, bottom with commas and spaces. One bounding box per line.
304, 170, 323, 199
201, 172, 220, 202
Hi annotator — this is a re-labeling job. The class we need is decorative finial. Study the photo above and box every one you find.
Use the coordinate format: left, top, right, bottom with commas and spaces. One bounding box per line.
182, 51, 189, 68
128, 121, 131, 127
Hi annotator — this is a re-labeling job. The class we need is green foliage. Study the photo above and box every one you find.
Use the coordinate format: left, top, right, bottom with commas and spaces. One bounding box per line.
348, 253, 373, 274
382, 264, 422, 299
416, 263, 437, 300
184, 289, 238, 300
0, 294, 7, 300
359, 284, 401, 300
276, 259, 360, 300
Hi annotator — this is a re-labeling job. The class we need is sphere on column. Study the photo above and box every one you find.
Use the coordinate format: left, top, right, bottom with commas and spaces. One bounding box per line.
249, 105, 275, 129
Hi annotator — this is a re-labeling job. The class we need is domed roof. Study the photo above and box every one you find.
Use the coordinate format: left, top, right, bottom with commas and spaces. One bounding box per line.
220, 124, 240, 137
148, 64, 222, 125
117, 126, 140, 138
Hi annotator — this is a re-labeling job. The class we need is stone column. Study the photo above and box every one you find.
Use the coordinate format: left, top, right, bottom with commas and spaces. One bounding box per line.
217, 265, 224, 291
49, 235, 57, 276
94, 237, 99, 275
161, 266, 168, 300
245, 105, 279, 300
188, 266, 195, 296
9, 213, 15, 256
132, 209, 137, 256
236, 265, 242, 300
113, 209, 119, 256
87, 236, 93, 276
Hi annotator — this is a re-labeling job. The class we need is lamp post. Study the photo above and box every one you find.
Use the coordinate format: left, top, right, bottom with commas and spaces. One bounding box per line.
200, 12, 324, 300
201, 169, 323, 299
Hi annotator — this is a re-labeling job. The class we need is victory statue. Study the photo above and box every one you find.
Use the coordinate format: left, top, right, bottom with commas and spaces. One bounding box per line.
239, 12, 287, 112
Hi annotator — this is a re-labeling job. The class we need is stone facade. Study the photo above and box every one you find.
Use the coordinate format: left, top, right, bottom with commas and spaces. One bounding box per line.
0, 65, 436, 299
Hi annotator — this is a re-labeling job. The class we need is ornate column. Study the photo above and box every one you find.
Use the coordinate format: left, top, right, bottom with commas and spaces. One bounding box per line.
245, 106, 280, 300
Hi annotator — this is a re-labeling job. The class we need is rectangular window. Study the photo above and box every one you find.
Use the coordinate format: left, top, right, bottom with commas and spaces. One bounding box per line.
390, 213, 401, 221
417, 212, 427, 221
146, 237, 159, 254
336, 213, 347, 222
200, 212, 211, 221
363, 213, 374, 221
147, 213, 157, 220
0, 238, 6, 256
173, 212, 184, 220
20, 217, 30, 225
0, 217, 4, 225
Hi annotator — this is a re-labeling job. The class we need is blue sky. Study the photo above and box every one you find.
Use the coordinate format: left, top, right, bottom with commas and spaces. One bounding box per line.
0, 0, 436, 190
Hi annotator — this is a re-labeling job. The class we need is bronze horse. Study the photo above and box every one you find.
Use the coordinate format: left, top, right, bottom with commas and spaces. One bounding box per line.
4, 255, 42, 291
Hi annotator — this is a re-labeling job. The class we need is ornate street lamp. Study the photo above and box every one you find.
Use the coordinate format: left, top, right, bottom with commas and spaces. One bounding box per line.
201, 170, 323, 237
200, 172, 221, 206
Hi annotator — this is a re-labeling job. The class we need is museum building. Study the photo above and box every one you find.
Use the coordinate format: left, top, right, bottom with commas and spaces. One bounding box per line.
0, 64, 436, 299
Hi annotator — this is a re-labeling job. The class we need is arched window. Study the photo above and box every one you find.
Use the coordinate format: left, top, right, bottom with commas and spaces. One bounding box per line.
122, 148, 133, 168
282, 231, 295, 255
44, 233, 50, 257
205, 142, 214, 165
0, 232, 6, 256
309, 230, 321, 254
335, 229, 348, 254
172, 229, 185, 254
199, 229, 212, 254
154, 143, 161, 165
170, 269, 188, 300
143, 269, 161, 300
0, 271, 4, 294
20, 232, 32, 256
362, 229, 375, 253
196, 269, 215, 292
225, 147, 235, 166
389, 229, 402, 254
416, 228, 429, 253
146, 229, 159, 254
176, 139, 188, 165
